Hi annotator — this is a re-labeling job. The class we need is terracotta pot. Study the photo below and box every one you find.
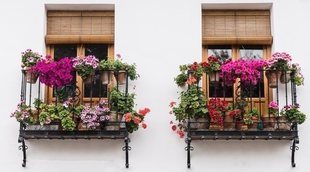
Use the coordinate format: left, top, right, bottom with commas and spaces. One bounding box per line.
224, 112, 235, 131
209, 124, 223, 131
25, 69, 38, 84
190, 117, 208, 130
262, 116, 276, 131
100, 71, 113, 84
236, 121, 248, 131
276, 116, 291, 131
248, 118, 258, 131
209, 72, 219, 82
115, 70, 127, 85
105, 111, 123, 131
280, 71, 291, 84
265, 70, 281, 88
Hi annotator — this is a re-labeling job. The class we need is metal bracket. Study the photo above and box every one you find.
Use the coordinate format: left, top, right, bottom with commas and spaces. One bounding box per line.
122, 137, 131, 168
185, 137, 194, 168
290, 137, 299, 167
18, 137, 28, 167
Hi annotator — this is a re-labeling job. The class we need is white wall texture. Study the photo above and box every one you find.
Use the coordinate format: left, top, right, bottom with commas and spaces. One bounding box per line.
1, 0, 310, 172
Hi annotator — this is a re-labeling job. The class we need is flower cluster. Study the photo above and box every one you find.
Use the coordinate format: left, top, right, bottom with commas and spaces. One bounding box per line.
201, 55, 221, 74
207, 98, 228, 126
228, 109, 241, 118
11, 100, 35, 124
124, 107, 150, 133
220, 59, 266, 85
267, 52, 292, 71
280, 104, 306, 124
73, 55, 99, 80
80, 105, 110, 129
21, 49, 42, 68
34, 57, 74, 88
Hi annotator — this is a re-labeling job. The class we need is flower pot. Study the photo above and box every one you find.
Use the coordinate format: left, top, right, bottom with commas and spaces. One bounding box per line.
276, 116, 291, 131
248, 118, 258, 131
236, 121, 248, 131
224, 112, 235, 131
262, 116, 276, 131
100, 71, 113, 85
105, 111, 123, 131
84, 73, 95, 84
189, 117, 209, 130
209, 72, 219, 82
280, 71, 291, 84
25, 69, 38, 84
114, 70, 127, 85
209, 124, 223, 131
265, 70, 281, 88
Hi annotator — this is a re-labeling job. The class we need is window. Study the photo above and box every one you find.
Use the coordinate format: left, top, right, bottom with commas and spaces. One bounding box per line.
202, 10, 272, 114
45, 11, 114, 104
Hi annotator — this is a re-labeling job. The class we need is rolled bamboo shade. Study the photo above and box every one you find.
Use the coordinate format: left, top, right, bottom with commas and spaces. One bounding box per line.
46, 11, 114, 44
202, 10, 272, 45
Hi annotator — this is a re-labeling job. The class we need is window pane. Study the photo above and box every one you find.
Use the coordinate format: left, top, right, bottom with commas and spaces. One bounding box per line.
53, 45, 77, 99
54, 44, 77, 60
208, 45, 233, 97
239, 45, 263, 60
239, 45, 264, 97
84, 44, 109, 98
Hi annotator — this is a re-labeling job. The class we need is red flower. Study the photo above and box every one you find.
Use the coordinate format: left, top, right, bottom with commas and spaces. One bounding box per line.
142, 123, 147, 129
200, 61, 210, 67
133, 116, 141, 124
186, 76, 197, 85
169, 101, 176, 107
139, 107, 151, 116
177, 130, 185, 138
171, 125, 177, 131
124, 113, 132, 122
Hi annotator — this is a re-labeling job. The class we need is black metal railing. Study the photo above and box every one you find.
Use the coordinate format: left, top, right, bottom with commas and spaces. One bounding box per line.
18, 69, 131, 168
185, 69, 299, 168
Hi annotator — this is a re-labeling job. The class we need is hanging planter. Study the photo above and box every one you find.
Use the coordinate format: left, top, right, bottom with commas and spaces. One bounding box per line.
265, 70, 282, 88
276, 116, 291, 131
115, 70, 127, 85
25, 68, 38, 84
100, 71, 113, 84
280, 71, 291, 84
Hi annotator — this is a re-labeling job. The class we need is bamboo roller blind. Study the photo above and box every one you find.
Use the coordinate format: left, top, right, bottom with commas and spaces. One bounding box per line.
46, 11, 114, 44
202, 10, 272, 45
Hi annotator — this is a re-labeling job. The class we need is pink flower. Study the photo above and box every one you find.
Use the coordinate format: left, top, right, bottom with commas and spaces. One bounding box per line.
133, 116, 141, 124
169, 101, 176, 107
141, 123, 147, 129
269, 101, 279, 109
124, 113, 132, 122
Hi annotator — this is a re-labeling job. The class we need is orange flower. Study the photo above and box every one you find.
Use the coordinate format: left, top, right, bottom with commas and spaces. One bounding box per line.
124, 113, 132, 122
186, 76, 197, 85
141, 123, 147, 129
133, 116, 141, 124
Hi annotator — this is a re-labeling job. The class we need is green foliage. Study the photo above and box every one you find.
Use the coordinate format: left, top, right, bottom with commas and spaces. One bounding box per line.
99, 59, 114, 70
243, 109, 259, 125
281, 105, 306, 124
109, 88, 135, 114
174, 72, 188, 87
172, 86, 208, 121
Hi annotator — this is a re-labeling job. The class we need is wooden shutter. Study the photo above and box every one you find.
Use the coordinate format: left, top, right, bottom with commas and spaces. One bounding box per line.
46, 11, 114, 44
202, 10, 272, 45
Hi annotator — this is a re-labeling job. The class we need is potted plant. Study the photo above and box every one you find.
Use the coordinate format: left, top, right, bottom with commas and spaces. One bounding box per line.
207, 98, 228, 130
11, 100, 38, 125
280, 104, 306, 130
266, 52, 292, 87
34, 56, 74, 88
79, 104, 110, 130
290, 63, 304, 86
220, 59, 266, 86
224, 108, 241, 131
107, 88, 135, 130
170, 86, 208, 135
201, 55, 221, 82
73, 55, 99, 84
174, 62, 203, 87
99, 59, 114, 84
262, 101, 278, 130
21, 49, 42, 83
113, 54, 139, 85
124, 107, 150, 133
243, 108, 259, 130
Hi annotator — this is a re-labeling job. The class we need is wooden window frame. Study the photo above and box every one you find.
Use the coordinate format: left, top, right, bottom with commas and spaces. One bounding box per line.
44, 44, 114, 104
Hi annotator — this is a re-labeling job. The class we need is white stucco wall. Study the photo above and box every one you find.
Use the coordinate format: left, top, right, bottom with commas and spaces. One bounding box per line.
1, 0, 310, 172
